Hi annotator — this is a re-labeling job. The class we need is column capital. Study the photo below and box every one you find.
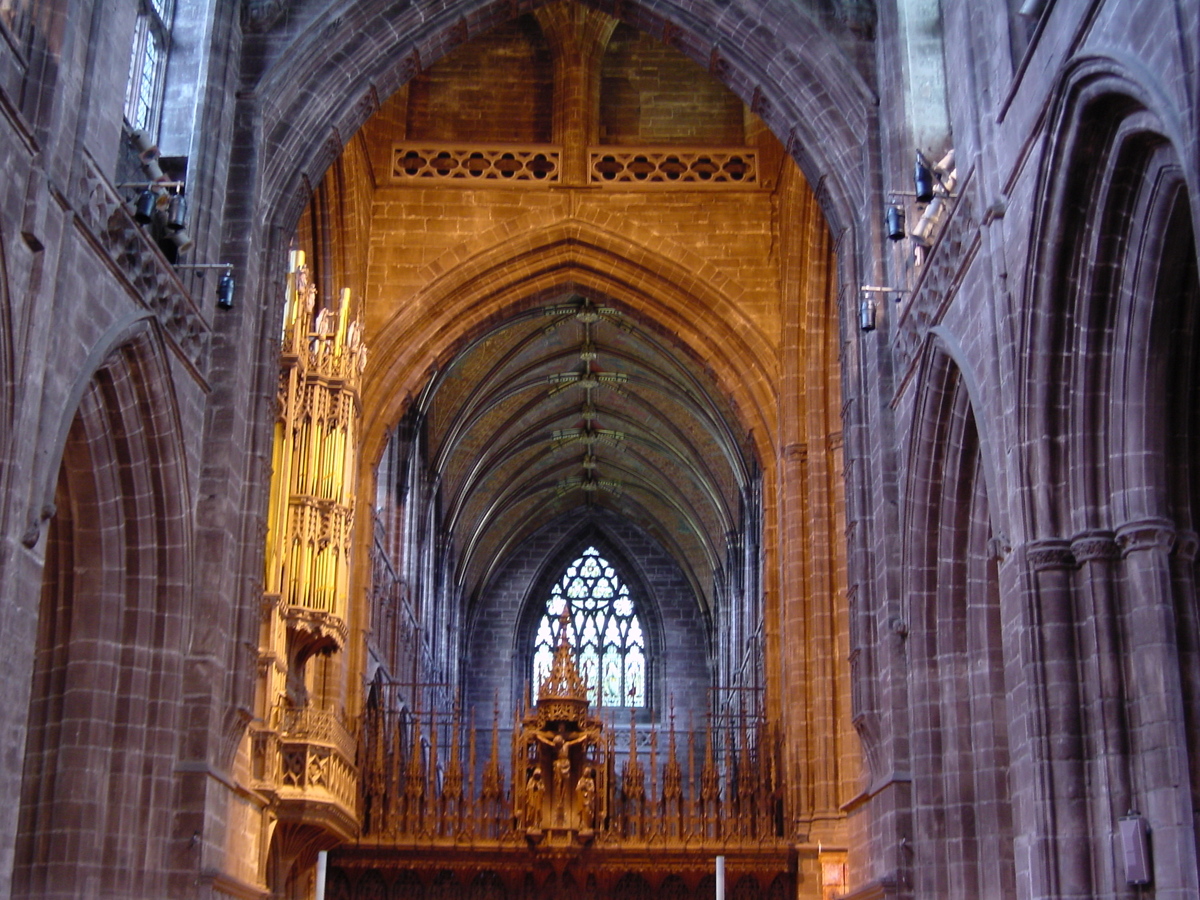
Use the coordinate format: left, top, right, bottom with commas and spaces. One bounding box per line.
1024, 539, 1075, 571
1173, 529, 1199, 562
1070, 530, 1120, 564
1116, 517, 1176, 556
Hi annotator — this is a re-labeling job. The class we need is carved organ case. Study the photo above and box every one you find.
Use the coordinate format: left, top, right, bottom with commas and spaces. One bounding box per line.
251, 253, 366, 842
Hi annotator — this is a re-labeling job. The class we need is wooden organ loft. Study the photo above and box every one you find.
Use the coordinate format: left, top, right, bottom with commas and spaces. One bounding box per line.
254, 255, 367, 846
335, 625, 796, 899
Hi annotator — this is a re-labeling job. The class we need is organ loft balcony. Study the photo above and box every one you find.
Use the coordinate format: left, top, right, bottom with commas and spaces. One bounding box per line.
252, 703, 360, 841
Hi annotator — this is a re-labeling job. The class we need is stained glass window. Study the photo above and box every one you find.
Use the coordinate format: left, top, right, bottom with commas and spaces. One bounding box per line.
532, 546, 646, 707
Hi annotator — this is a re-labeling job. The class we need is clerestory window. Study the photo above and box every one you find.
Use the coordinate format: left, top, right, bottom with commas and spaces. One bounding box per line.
124, 0, 174, 136
0, 1, 31, 50
532, 546, 646, 708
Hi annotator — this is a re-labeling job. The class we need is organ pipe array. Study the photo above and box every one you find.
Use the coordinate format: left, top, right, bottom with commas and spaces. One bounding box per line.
265, 253, 365, 631
253, 253, 367, 840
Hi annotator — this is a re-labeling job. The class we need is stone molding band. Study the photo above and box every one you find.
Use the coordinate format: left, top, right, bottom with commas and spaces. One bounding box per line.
1023, 519, 1196, 570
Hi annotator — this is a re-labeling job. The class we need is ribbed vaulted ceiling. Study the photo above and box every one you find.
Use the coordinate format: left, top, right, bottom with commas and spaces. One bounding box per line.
418, 294, 755, 611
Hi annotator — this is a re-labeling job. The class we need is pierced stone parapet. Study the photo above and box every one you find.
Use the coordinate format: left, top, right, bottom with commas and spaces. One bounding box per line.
255, 705, 359, 840
76, 156, 210, 372
386, 142, 762, 188
391, 143, 561, 184
277, 705, 358, 763
588, 146, 759, 187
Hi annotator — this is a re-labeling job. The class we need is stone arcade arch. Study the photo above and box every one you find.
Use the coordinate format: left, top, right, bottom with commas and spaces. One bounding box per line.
242, 0, 873, 248
14, 324, 191, 899
1017, 59, 1200, 898
225, 1, 877, 576
231, 3, 860, 896
902, 341, 1015, 900
359, 224, 778, 475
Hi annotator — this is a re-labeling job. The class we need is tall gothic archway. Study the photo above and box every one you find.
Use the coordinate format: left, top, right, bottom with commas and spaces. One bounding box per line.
903, 342, 1014, 899
14, 326, 190, 898
249, 4, 854, 893
1018, 60, 1200, 895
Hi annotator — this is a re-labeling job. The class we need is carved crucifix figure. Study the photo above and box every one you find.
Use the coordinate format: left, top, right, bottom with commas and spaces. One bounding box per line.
534, 725, 588, 826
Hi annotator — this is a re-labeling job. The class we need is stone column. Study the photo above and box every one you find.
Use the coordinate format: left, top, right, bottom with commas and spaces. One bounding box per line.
1115, 518, 1200, 899
1070, 530, 1128, 900
1167, 530, 1200, 873
535, 4, 614, 187
1013, 539, 1092, 900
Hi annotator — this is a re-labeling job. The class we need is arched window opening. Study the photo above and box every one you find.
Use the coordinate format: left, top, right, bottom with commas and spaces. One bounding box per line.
124, 0, 175, 136
532, 546, 645, 708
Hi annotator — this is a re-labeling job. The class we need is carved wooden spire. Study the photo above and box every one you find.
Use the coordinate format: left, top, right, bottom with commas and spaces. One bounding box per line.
536, 608, 588, 704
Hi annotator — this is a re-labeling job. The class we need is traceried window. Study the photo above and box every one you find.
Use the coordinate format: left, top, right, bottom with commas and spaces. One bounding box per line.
532, 547, 646, 708
124, 0, 174, 135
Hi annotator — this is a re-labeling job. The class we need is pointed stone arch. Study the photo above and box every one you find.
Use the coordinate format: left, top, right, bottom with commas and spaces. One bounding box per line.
1019, 56, 1199, 539
900, 337, 1014, 900
244, 0, 873, 251
14, 320, 191, 898
359, 219, 778, 475
1015, 55, 1200, 896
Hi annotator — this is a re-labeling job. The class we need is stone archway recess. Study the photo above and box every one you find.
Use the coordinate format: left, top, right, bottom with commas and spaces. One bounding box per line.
220, 3, 873, 886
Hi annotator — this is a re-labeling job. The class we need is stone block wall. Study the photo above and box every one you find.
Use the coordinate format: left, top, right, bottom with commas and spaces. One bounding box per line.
406, 15, 555, 144
599, 22, 745, 145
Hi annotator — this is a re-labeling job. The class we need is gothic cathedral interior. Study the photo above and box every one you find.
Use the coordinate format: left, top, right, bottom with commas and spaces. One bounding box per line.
0, 1, 1198, 899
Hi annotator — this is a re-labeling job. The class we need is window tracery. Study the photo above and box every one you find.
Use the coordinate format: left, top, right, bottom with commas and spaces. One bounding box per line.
532, 546, 646, 707
124, 0, 174, 135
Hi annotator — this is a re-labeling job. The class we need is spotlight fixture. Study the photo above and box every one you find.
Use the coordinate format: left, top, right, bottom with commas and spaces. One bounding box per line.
886, 204, 906, 240
859, 295, 876, 332
1118, 813, 1151, 885
217, 271, 235, 310
166, 193, 188, 231
175, 262, 236, 310
860, 284, 909, 319
910, 197, 945, 247
134, 189, 157, 224
914, 152, 934, 203
168, 228, 194, 254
